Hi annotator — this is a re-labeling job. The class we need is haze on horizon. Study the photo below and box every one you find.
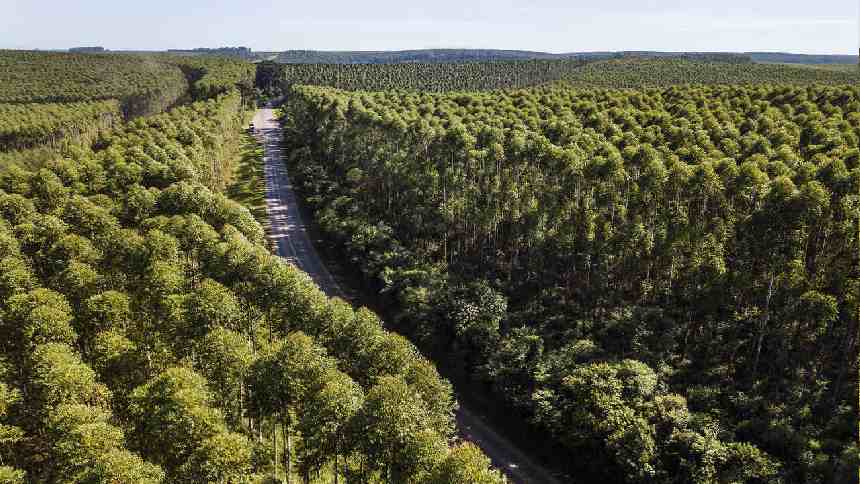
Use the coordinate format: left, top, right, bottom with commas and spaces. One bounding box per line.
2, 0, 857, 55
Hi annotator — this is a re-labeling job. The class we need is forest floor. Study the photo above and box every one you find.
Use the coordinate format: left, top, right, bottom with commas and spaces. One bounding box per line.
254, 105, 567, 484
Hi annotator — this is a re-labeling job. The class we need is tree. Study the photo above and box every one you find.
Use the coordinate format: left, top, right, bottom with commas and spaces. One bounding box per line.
296, 371, 364, 481
352, 376, 447, 482
179, 431, 252, 483
0, 256, 35, 301
84, 291, 132, 335
0, 466, 25, 483
46, 403, 164, 484
194, 327, 252, 425
439, 280, 506, 369
428, 443, 506, 484
89, 329, 145, 396
3, 289, 76, 357
0, 383, 24, 481
127, 367, 225, 477
533, 360, 660, 480
183, 279, 243, 340
30, 343, 111, 412
247, 332, 338, 481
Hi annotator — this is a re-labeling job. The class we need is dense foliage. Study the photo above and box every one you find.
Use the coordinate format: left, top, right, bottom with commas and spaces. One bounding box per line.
0, 51, 187, 114
167, 55, 257, 101
261, 58, 860, 95
0, 77, 502, 481
0, 100, 121, 151
568, 59, 860, 88
0, 52, 257, 174
283, 82, 860, 482
747, 53, 858, 65
275, 49, 583, 64
167, 47, 255, 59
273, 49, 754, 65
258, 59, 587, 93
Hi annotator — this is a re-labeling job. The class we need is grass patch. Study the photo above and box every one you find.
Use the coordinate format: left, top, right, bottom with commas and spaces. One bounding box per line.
227, 133, 269, 232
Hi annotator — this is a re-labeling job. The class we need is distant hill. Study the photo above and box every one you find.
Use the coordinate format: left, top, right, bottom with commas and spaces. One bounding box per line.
69, 46, 107, 53
167, 46, 255, 59
746, 52, 858, 65
60, 47, 857, 67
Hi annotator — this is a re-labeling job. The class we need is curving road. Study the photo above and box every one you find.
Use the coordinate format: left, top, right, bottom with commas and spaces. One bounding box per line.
254, 105, 564, 484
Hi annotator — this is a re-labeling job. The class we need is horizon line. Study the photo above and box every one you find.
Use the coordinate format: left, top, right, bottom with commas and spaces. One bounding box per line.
1, 46, 858, 57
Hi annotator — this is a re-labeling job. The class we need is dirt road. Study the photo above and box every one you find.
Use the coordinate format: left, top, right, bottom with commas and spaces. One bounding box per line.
255, 106, 565, 484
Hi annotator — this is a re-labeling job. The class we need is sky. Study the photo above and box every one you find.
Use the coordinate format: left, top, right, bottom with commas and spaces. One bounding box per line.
2, 0, 857, 54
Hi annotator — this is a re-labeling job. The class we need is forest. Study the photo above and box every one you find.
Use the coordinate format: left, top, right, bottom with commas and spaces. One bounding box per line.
0, 51, 188, 113
281, 78, 859, 482
0, 48, 857, 483
258, 58, 860, 96
0, 51, 505, 483
0, 100, 122, 152
257, 59, 588, 94
0, 52, 258, 170
273, 50, 759, 65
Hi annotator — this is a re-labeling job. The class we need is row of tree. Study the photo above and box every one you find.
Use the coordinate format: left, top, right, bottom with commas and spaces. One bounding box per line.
0, 53, 258, 172
0, 51, 189, 111
256, 59, 588, 95
167, 55, 257, 101
0, 100, 121, 151
282, 81, 859, 482
567, 58, 860, 88
0, 70, 504, 480
257, 58, 860, 97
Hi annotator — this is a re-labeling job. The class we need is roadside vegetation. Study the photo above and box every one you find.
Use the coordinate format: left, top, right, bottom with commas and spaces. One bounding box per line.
0, 52, 504, 483
227, 132, 268, 229
283, 77, 859, 482
2, 51, 857, 483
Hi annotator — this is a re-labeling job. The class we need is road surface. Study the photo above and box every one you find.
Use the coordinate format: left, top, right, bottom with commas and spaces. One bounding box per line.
254, 106, 564, 484
256, 107, 342, 295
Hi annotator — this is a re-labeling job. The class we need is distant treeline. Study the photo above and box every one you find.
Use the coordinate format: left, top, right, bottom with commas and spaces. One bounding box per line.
167, 47, 254, 59
61, 47, 858, 66
257, 57, 859, 95
274, 49, 753, 64
748, 52, 859, 65
272, 49, 856, 67
256, 59, 590, 93
68, 47, 107, 53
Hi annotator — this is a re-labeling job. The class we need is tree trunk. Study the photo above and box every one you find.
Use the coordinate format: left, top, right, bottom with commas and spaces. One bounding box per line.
274, 421, 279, 479
751, 272, 775, 382
334, 454, 339, 484
286, 421, 292, 484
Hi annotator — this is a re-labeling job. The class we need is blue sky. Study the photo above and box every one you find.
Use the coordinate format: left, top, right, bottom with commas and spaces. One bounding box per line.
2, 0, 856, 54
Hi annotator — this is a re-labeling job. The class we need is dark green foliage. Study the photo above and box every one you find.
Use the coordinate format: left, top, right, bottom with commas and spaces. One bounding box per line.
262, 57, 860, 95
284, 81, 859, 482
568, 58, 860, 88
167, 55, 256, 101
265, 59, 588, 93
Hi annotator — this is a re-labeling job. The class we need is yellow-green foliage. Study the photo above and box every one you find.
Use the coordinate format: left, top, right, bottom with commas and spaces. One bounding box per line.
0, 100, 122, 151
0, 50, 188, 105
